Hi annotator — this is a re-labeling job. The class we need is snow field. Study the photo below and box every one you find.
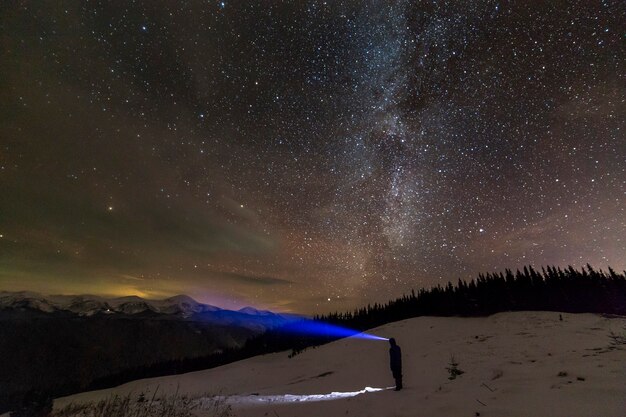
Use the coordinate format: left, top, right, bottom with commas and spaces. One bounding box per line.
55, 312, 626, 417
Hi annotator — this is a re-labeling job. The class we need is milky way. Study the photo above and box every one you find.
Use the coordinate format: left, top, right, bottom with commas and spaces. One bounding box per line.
1, 1, 624, 313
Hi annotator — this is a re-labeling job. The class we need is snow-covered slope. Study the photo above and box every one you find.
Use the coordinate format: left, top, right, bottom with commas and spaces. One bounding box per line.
54, 312, 626, 417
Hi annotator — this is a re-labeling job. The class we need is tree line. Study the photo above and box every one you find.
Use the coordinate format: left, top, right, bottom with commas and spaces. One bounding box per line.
316, 264, 626, 330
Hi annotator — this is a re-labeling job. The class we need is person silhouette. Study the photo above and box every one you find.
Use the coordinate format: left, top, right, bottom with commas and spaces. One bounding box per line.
389, 337, 402, 390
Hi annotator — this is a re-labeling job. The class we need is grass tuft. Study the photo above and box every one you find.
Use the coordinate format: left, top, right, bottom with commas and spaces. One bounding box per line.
52, 389, 232, 417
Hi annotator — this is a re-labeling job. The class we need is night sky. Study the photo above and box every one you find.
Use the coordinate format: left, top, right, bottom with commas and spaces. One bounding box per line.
1, 1, 624, 313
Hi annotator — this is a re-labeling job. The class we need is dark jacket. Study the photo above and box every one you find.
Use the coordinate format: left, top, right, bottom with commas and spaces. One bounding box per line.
389, 344, 402, 373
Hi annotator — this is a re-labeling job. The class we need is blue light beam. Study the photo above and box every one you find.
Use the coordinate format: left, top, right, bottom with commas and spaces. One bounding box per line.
279, 319, 388, 341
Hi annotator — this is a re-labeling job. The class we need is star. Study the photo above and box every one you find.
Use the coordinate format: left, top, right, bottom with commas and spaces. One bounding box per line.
0, 1, 622, 313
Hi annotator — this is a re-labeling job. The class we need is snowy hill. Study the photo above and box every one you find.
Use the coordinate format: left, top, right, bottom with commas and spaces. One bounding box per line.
54, 311, 626, 417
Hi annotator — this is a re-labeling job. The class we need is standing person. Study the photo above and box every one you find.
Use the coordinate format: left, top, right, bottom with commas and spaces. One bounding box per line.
389, 337, 402, 390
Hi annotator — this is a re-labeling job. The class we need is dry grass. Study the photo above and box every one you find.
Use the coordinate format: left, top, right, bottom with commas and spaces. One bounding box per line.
608, 328, 626, 348
52, 387, 232, 417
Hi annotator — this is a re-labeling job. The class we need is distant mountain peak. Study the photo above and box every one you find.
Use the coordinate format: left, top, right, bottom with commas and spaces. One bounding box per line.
165, 294, 198, 303
238, 306, 274, 316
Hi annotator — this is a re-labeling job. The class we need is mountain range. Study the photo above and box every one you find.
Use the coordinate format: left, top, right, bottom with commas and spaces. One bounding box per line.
0, 291, 298, 331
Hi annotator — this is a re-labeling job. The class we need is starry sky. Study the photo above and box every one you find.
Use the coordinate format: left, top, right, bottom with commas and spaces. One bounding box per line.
1, 1, 624, 313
